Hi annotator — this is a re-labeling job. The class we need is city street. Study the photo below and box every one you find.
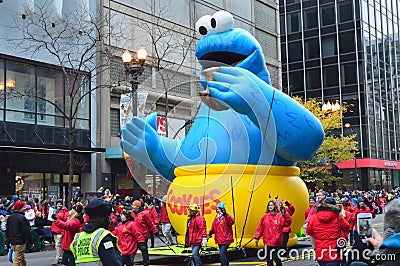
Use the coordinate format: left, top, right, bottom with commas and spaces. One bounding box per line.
0, 214, 384, 266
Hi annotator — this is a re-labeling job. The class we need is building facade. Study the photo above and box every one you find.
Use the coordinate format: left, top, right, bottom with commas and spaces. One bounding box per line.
98, 0, 281, 197
280, 0, 400, 190
0, 0, 99, 200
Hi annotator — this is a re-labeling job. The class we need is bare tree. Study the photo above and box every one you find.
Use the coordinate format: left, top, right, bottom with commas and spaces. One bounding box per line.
2, 0, 125, 204
133, 0, 197, 136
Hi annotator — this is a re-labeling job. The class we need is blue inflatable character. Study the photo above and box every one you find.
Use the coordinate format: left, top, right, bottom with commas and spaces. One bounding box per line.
121, 11, 324, 181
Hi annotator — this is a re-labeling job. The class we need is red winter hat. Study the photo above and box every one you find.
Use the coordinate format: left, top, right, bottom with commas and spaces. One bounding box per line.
13, 201, 26, 211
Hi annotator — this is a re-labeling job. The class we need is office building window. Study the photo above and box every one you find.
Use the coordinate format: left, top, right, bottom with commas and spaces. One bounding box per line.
339, 31, 356, 53
306, 68, 321, 90
304, 8, 318, 30
305, 38, 320, 59
287, 12, 300, 33
322, 36, 337, 57
110, 108, 120, 137
341, 63, 357, 85
320, 4, 335, 26
288, 41, 303, 62
289, 70, 304, 93
339, 2, 354, 23
323, 65, 339, 87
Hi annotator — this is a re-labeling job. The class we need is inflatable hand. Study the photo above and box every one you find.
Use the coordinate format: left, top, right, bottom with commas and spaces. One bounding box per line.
121, 113, 161, 173
207, 66, 266, 116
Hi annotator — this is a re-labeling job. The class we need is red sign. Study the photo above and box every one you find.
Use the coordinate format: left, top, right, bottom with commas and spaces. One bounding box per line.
157, 116, 167, 136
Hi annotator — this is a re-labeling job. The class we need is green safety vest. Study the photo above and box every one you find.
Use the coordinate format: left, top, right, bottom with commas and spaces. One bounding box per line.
70, 228, 119, 265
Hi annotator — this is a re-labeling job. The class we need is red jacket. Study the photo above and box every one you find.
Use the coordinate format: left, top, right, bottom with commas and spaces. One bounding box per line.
254, 211, 292, 247
113, 221, 141, 256
343, 203, 359, 228
209, 213, 235, 245
306, 203, 350, 262
305, 203, 318, 224
282, 203, 295, 233
186, 212, 207, 246
55, 217, 83, 250
358, 208, 376, 219
147, 207, 159, 225
160, 203, 169, 223
132, 210, 158, 243
51, 207, 69, 234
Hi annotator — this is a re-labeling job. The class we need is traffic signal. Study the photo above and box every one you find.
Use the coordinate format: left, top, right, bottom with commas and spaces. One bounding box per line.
349, 171, 355, 180
331, 164, 343, 177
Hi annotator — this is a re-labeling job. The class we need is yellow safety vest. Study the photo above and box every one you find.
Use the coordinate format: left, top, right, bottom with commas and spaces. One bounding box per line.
70, 228, 119, 265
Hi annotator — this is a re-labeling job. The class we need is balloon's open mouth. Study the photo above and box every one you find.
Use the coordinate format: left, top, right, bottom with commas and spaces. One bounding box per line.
199, 52, 247, 69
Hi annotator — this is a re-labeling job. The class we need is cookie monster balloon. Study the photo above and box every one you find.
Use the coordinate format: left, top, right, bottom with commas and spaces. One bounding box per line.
121, 11, 324, 248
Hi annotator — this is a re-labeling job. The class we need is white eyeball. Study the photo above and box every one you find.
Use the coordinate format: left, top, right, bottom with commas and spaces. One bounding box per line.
195, 11, 234, 37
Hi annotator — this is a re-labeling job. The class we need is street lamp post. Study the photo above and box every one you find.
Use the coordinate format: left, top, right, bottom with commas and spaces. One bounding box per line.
345, 123, 359, 189
122, 47, 147, 199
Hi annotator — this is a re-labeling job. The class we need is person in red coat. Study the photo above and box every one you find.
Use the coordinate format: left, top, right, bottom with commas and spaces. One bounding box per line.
160, 195, 174, 245
113, 211, 141, 266
208, 202, 235, 266
358, 201, 376, 218
51, 200, 70, 266
254, 199, 292, 266
143, 199, 160, 248
185, 203, 207, 266
131, 200, 158, 266
306, 197, 350, 266
55, 203, 84, 266
277, 200, 295, 257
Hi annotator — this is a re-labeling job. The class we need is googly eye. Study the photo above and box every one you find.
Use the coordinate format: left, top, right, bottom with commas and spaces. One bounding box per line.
195, 11, 234, 37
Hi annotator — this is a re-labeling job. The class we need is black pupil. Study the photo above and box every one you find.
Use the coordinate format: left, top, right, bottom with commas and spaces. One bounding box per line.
211, 18, 216, 28
199, 26, 207, 35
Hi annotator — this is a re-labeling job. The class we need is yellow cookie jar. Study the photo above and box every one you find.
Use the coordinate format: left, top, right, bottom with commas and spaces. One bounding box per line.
165, 164, 308, 249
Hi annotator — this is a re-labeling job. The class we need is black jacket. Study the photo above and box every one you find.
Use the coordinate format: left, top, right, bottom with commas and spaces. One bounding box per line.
6, 211, 33, 246
81, 222, 122, 265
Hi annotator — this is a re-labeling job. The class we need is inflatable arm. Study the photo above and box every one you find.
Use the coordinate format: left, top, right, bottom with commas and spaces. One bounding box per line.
207, 67, 324, 162
121, 112, 181, 181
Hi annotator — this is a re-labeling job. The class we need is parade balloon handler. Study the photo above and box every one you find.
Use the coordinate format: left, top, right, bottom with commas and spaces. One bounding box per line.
70, 198, 122, 265
121, 10, 324, 249
113, 210, 142, 266
208, 202, 235, 266
254, 199, 292, 266
185, 204, 207, 266
131, 200, 158, 266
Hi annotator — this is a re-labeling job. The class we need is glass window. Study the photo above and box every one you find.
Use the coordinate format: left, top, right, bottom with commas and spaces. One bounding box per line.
304, 8, 318, 30
340, 63, 357, 85
289, 70, 304, 93
306, 68, 321, 90
305, 38, 320, 59
111, 108, 120, 137
339, 2, 353, 22
287, 12, 300, 33
320, 4, 335, 26
36, 67, 65, 126
339, 31, 356, 53
288, 41, 303, 62
323, 65, 339, 87
322, 36, 337, 57
5, 61, 36, 123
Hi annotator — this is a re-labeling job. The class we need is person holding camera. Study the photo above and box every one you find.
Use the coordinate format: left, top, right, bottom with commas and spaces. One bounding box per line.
208, 202, 235, 266
254, 199, 292, 266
